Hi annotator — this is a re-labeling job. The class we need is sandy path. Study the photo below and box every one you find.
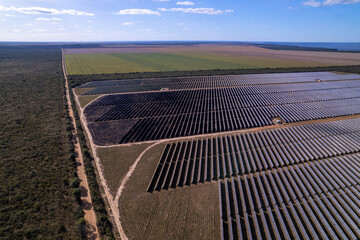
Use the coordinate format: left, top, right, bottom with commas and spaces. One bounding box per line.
62, 50, 100, 240
73, 85, 128, 239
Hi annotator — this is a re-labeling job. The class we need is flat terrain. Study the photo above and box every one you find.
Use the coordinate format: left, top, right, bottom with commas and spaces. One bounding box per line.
82, 72, 360, 145
119, 142, 220, 240
0, 46, 79, 238
73, 69, 360, 240
64, 45, 360, 75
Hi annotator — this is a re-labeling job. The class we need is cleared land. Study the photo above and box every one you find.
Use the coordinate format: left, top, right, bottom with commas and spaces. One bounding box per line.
118, 142, 220, 240
97, 143, 152, 197
64, 45, 360, 75
82, 72, 360, 145
72, 69, 360, 240
78, 71, 360, 95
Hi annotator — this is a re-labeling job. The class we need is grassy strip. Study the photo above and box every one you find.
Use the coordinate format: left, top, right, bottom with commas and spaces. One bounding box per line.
0, 46, 82, 238
68, 65, 360, 87
69, 87, 115, 239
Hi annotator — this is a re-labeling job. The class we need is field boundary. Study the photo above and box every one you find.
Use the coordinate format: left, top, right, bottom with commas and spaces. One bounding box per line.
62, 51, 100, 239
73, 87, 128, 240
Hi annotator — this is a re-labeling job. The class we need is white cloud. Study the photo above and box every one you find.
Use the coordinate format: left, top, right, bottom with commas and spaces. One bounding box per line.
324, 0, 360, 4
5, 14, 15, 17
176, 1, 194, 5
36, 17, 62, 21
303, 0, 322, 6
13, 29, 21, 32
35, 28, 46, 32
0, 5, 94, 16
159, 7, 234, 15
303, 0, 360, 6
117, 9, 161, 15
154, 0, 170, 1
122, 21, 135, 26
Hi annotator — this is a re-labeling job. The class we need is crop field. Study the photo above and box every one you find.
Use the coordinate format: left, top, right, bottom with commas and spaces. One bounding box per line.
64, 45, 360, 75
65, 52, 321, 75
83, 73, 360, 145
73, 70, 360, 240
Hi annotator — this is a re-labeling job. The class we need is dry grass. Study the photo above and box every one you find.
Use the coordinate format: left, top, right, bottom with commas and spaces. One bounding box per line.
119, 143, 220, 240
78, 95, 100, 108
97, 143, 152, 197
73, 88, 99, 107
74, 87, 95, 95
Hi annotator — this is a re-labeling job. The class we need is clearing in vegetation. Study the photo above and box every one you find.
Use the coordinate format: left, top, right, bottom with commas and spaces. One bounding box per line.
73, 68, 360, 240
82, 72, 360, 145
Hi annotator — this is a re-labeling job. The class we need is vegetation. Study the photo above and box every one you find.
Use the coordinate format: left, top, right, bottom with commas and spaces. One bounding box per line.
119, 143, 220, 240
69, 65, 360, 88
0, 45, 81, 238
65, 52, 325, 75
69, 86, 115, 239
97, 144, 152, 196
254, 43, 360, 53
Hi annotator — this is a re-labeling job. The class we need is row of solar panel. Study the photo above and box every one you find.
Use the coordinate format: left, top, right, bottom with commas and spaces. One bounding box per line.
93, 87, 360, 121
79, 72, 360, 95
219, 153, 360, 239
88, 80, 360, 106
147, 118, 360, 192
117, 100, 360, 143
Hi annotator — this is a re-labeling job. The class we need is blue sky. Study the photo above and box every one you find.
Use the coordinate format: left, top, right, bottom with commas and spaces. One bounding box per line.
0, 0, 359, 42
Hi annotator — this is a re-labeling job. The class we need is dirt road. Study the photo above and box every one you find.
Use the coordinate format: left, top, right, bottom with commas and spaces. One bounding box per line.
62, 50, 100, 240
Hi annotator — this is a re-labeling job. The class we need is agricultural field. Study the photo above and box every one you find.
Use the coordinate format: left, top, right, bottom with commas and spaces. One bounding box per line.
64, 44, 360, 75
72, 69, 360, 240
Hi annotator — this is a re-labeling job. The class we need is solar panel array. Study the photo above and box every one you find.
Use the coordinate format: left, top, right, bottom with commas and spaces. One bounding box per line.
147, 118, 360, 192
85, 80, 360, 143
147, 118, 360, 239
81, 72, 360, 239
219, 155, 360, 240
79, 72, 360, 95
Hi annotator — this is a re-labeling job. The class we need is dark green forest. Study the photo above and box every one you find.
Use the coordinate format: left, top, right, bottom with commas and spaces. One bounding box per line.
0, 46, 81, 239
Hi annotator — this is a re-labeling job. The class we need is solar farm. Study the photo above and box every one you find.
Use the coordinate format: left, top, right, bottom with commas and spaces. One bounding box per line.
74, 71, 360, 239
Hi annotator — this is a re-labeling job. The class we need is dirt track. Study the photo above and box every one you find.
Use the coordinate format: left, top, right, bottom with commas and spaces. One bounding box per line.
62, 50, 100, 240
73, 87, 128, 240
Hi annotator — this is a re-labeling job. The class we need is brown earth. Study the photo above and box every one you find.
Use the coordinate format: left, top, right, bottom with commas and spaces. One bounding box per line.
62, 51, 100, 240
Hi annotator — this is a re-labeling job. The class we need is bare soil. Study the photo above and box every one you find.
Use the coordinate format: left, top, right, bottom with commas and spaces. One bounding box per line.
62, 51, 100, 239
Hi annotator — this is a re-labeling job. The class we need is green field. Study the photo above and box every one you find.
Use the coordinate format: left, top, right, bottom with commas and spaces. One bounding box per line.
66, 52, 323, 75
